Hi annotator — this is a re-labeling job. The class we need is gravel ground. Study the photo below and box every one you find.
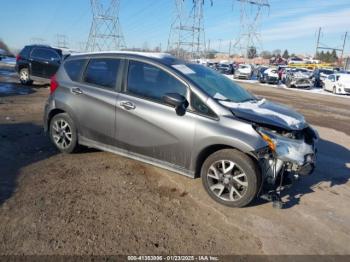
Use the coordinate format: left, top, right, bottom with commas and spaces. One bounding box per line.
0, 68, 349, 255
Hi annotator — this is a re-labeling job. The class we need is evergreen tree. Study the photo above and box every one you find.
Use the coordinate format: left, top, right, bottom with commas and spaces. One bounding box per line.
282, 49, 289, 59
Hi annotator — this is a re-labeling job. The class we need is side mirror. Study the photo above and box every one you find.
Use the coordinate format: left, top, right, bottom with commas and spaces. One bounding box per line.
163, 93, 189, 116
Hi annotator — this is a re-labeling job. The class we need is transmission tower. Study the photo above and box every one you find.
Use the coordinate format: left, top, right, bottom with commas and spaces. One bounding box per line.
167, 0, 209, 60
30, 37, 46, 45
86, 0, 126, 52
232, 0, 269, 58
56, 34, 68, 48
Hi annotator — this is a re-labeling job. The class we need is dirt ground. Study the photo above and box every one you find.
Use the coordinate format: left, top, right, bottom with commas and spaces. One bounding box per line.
0, 68, 349, 255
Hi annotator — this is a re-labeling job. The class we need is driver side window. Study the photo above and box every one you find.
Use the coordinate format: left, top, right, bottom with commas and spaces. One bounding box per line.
126, 60, 187, 103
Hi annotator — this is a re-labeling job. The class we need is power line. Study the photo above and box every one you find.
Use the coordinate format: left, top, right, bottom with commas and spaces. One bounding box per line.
86, 0, 126, 51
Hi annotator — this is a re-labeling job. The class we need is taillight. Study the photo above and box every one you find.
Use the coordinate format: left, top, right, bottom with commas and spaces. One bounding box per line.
50, 75, 59, 94
16, 55, 21, 61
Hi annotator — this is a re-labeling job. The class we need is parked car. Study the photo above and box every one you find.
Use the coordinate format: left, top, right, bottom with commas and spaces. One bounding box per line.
288, 56, 304, 64
256, 66, 268, 83
312, 68, 334, 87
216, 63, 234, 75
259, 68, 279, 84
44, 52, 318, 208
15, 44, 63, 85
234, 64, 253, 80
281, 67, 292, 83
285, 68, 313, 88
323, 73, 350, 95
207, 62, 218, 70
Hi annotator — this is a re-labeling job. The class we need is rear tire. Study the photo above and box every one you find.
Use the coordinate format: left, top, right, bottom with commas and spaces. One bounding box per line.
49, 113, 79, 154
201, 149, 261, 207
19, 68, 33, 85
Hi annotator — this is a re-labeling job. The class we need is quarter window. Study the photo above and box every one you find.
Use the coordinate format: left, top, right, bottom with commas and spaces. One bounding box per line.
127, 61, 187, 102
191, 93, 216, 118
84, 58, 120, 88
64, 59, 86, 82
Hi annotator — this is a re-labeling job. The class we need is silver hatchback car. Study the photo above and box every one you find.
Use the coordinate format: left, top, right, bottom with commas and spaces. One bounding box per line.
44, 52, 318, 208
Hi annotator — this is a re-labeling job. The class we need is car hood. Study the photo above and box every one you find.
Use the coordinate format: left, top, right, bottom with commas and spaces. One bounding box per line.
219, 99, 307, 131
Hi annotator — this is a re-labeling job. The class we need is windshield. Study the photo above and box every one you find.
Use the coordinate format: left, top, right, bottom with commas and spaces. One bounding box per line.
178, 64, 255, 103
320, 69, 333, 75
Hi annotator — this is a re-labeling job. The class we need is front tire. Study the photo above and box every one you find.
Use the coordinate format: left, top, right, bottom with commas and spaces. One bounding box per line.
49, 113, 79, 154
19, 68, 33, 85
201, 149, 261, 207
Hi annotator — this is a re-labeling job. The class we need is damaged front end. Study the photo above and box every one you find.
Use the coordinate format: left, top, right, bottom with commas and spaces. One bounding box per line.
253, 125, 318, 208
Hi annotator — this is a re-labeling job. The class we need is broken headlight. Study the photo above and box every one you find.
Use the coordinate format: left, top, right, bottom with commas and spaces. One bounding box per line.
255, 126, 315, 165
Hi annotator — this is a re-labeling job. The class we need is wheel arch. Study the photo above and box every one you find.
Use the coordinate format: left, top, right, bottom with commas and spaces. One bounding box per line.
193, 144, 260, 178
47, 108, 66, 131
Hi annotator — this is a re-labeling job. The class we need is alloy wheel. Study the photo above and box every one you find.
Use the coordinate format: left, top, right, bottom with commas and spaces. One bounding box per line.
20, 70, 29, 82
51, 119, 72, 149
206, 160, 248, 202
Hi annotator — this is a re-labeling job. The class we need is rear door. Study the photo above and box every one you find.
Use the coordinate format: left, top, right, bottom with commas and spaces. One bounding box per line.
67, 57, 122, 146
41, 49, 61, 78
30, 48, 46, 77
115, 59, 195, 170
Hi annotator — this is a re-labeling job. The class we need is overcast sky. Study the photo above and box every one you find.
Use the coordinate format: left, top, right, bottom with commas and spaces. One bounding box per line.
0, 0, 349, 56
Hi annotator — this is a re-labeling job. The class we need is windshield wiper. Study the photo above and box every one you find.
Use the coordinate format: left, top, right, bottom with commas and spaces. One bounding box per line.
214, 98, 233, 102
240, 98, 257, 103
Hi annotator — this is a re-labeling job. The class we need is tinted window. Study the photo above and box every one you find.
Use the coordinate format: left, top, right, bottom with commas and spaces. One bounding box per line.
191, 93, 216, 118
84, 58, 120, 88
31, 48, 60, 60
64, 59, 86, 81
20, 46, 31, 58
127, 61, 187, 102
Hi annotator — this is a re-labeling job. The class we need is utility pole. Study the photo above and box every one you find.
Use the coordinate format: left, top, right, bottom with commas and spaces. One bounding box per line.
314, 27, 347, 65
228, 40, 232, 57
340, 31, 348, 65
167, 0, 209, 60
86, 0, 126, 52
315, 27, 321, 58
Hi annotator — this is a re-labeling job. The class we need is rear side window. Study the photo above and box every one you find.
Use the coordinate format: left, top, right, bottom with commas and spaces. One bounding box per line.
84, 58, 120, 88
31, 48, 60, 61
20, 46, 31, 58
64, 59, 86, 81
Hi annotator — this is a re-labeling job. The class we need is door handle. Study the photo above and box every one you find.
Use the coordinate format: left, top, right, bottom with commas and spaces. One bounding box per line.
71, 87, 83, 95
120, 101, 136, 110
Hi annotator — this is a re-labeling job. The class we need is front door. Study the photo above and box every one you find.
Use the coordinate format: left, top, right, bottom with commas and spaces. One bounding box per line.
116, 60, 195, 170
